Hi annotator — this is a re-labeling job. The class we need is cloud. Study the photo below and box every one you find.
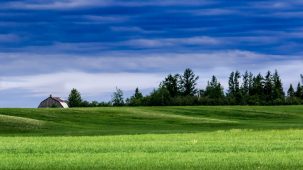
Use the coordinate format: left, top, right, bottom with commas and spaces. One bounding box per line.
189, 9, 236, 16
110, 26, 163, 34
1, 1, 302, 56
0, 50, 302, 108
1, 0, 303, 107
0, 72, 163, 97
82, 15, 129, 22
1, 36, 222, 54
123, 36, 221, 48
4, 0, 112, 10
0, 50, 300, 76
3, 0, 213, 10
0, 50, 259, 76
250, 1, 303, 10
1, 58, 302, 99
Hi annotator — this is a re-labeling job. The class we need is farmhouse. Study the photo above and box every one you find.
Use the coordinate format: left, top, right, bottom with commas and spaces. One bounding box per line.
38, 95, 69, 108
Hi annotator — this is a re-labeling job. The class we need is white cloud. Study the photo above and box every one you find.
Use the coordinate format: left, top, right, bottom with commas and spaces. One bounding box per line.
0, 50, 262, 75
0, 50, 303, 98
4, 0, 213, 10
1, 59, 302, 99
190, 9, 236, 16
0, 50, 300, 75
123, 36, 221, 48
0, 72, 164, 97
250, 1, 303, 10
5, 0, 112, 10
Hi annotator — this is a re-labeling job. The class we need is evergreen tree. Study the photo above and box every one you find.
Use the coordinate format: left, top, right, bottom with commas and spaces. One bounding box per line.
264, 71, 273, 102
286, 84, 300, 105
234, 71, 241, 103
228, 71, 241, 104
134, 87, 143, 99
161, 74, 180, 97
287, 84, 295, 97
241, 71, 250, 101
56, 69, 303, 107
68, 88, 82, 107
112, 87, 124, 106
272, 70, 285, 100
228, 71, 235, 96
128, 88, 143, 106
248, 72, 254, 96
234, 71, 241, 92
251, 73, 264, 104
295, 83, 303, 99
204, 76, 224, 99
180, 68, 199, 96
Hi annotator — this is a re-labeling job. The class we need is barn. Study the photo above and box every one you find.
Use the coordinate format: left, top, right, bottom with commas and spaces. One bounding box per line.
38, 95, 69, 108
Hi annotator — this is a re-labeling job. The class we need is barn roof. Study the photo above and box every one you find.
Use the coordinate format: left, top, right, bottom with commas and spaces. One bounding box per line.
52, 97, 66, 103
38, 95, 69, 108
50, 96, 69, 108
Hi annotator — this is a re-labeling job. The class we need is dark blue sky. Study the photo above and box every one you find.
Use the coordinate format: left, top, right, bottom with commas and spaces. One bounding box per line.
0, 0, 303, 107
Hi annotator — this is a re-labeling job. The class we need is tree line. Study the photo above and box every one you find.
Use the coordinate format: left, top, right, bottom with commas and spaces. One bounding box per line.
67, 68, 303, 107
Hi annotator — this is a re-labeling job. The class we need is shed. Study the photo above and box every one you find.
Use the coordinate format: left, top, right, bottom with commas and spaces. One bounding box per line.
38, 95, 69, 108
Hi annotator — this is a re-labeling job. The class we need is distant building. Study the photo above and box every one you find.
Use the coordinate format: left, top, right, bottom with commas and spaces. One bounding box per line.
38, 95, 69, 108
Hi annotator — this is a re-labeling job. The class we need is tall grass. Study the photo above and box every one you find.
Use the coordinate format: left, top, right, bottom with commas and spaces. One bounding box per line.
0, 130, 302, 169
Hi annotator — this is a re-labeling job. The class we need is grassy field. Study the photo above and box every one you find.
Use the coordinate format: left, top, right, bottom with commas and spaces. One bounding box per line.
0, 106, 303, 169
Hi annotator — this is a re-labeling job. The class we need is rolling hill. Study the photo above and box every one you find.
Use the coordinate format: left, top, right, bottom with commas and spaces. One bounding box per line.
0, 106, 302, 135
0, 106, 303, 169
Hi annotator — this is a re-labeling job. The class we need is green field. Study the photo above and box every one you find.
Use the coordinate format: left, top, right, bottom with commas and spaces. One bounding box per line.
0, 106, 303, 169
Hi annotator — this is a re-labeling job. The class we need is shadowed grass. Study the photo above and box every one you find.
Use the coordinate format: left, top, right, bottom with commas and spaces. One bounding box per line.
1, 106, 303, 135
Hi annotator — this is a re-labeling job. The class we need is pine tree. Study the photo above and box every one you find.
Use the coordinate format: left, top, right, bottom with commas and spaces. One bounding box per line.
68, 88, 82, 107
128, 88, 143, 106
161, 74, 180, 97
248, 72, 254, 96
180, 68, 199, 96
133, 87, 143, 99
264, 71, 273, 103
295, 83, 303, 99
272, 70, 285, 100
228, 71, 241, 104
228, 71, 235, 96
287, 84, 295, 97
205, 76, 224, 100
234, 71, 241, 103
241, 71, 250, 104
251, 73, 264, 104
241, 71, 249, 94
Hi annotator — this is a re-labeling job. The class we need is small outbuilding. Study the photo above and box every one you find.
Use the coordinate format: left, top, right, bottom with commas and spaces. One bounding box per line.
38, 95, 69, 108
